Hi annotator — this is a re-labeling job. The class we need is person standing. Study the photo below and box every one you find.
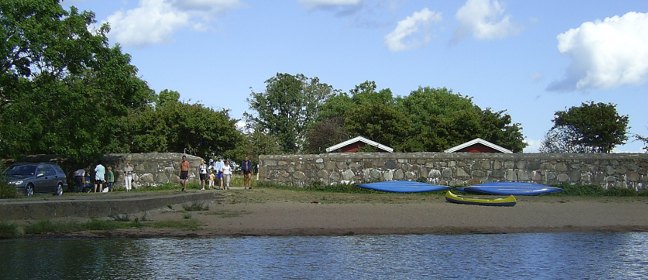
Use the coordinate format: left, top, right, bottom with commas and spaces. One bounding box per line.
199, 160, 208, 191
123, 161, 133, 192
222, 160, 232, 190
94, 162, 105, 193
214, 157, 224, 190
106, 166, 115, 192
73, 168, 85, 192
179, 155, 190, 192
241, 156, 254, 189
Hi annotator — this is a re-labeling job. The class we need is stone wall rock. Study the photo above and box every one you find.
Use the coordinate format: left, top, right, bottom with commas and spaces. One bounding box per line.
258, 152, 648, 190
102, 153, 203, 189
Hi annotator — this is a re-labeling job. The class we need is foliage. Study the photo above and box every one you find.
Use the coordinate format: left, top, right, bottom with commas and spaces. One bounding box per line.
310, 85, 526, 153
397, 87, 525, 152
0, 222, 22, 238
123, 89, 242, 158
541, 102, 629, 153
0, 0, 154, 161
245, 73, 337, 153
0, 163, 17, 198
303, 117, 350, 154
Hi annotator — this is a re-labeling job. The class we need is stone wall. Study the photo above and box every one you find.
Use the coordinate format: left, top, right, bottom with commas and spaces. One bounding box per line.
14, 153, 205, 190
101, 153, 203, 189
258, 152, 648, 190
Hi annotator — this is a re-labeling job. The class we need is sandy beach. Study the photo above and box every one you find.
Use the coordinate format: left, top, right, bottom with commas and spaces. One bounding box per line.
63, 188, 648, 237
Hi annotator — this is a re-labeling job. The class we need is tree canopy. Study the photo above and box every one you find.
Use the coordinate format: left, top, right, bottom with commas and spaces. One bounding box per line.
0, 1, 243, 163
0, 0, 154, 161
244, 73, 336, 153
303, 84, 525, 153
540, 101, 629, 153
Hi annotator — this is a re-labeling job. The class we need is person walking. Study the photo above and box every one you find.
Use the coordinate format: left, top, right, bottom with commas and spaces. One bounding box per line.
199, 160, 208, 190
179, 155, 190, 192
123, 161, 133, 192
221, 160, 232, 190
241, 156, 254, 189
94, 162, 105, 193
106, 166, 115, 192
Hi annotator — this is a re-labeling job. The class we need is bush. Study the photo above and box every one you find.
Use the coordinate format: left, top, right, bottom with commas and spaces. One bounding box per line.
0, 183, 17, 199
0, 223, 21, 238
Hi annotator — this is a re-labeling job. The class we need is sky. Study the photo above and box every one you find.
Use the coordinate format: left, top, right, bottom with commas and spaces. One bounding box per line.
64, 0, 648, 153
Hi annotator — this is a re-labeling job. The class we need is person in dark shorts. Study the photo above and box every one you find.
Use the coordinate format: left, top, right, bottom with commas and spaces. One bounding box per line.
241, 155, 254, 189
180, 155, 190, 192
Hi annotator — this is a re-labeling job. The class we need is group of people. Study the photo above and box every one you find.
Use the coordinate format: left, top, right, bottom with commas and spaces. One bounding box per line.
71, 155, 254, 193
179, 155, 254, 192
73, 161, 134, 193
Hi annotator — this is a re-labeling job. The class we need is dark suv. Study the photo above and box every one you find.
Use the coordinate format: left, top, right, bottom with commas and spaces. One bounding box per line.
3, 162, 68, 196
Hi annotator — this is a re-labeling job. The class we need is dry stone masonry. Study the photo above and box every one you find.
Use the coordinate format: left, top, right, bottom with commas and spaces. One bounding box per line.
258, 152, 648, 190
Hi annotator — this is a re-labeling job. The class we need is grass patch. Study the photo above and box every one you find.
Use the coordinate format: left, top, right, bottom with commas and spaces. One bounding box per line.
0, 182, 17, 199
0, 222, 22, 238
556, 184, 648, 197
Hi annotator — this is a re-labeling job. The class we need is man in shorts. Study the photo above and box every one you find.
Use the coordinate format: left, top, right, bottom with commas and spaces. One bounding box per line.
179, 155, 190, 192
241, 155, 254, 189
214, 157, 224, 190
94, 162, 105, 193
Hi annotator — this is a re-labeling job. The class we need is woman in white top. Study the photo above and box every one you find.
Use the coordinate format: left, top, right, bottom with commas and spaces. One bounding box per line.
199, 160, 208, 190
221, 160, 232, 190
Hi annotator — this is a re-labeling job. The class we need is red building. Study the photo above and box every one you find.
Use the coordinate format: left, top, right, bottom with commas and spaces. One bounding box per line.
444, 138, 513, 153
326, 136, 394, 153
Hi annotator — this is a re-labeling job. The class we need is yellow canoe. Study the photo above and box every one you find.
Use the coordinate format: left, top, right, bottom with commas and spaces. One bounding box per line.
445, 190, 516, 207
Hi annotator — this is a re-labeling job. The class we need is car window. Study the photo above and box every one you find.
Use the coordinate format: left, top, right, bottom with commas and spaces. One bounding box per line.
6, 165, 37, 176
39, 165, 56, 176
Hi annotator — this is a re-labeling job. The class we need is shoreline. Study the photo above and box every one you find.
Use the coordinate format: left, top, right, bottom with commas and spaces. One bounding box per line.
4, 189, 648, 237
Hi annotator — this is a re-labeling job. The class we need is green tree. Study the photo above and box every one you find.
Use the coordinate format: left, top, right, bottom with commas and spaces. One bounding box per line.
541, 101, 629, 153
0, 0, 154, 160
245, 73, 336, 153
127, 90, 242, 158
397, 87, 524, 152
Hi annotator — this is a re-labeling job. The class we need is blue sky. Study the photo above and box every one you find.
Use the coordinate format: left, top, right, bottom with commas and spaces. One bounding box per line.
65, 0, 648, 153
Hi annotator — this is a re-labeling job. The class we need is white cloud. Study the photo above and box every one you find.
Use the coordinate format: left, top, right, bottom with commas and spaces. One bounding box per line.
549, 12, 648, 91
106, 0, 241, 47
523, 138, 541, 153
384, 8, 441, 52
455, 0, 518, 40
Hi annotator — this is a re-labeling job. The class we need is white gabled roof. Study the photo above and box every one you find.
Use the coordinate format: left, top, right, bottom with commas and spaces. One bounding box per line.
444, 138, 513, 153
325, 136, 394, 153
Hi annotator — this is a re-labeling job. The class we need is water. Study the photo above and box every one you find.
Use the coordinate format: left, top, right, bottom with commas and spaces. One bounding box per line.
1, 233, 648, 280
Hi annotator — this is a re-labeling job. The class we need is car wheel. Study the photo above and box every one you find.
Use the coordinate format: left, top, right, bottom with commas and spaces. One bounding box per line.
26, 184, 34, 197
55, 183, 63, 196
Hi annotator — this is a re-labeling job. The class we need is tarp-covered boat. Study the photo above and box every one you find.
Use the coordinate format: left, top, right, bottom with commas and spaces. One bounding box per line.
357, 181, 449, 193
458, 182, 562, 196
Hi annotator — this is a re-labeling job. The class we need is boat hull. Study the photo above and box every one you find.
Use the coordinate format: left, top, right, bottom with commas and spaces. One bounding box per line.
445, 190, 516, 206
357, 181, 449, 193
460, 182, 562, 196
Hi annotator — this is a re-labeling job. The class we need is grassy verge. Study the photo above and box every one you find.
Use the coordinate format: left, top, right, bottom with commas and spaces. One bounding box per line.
0, 214, 203, 239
